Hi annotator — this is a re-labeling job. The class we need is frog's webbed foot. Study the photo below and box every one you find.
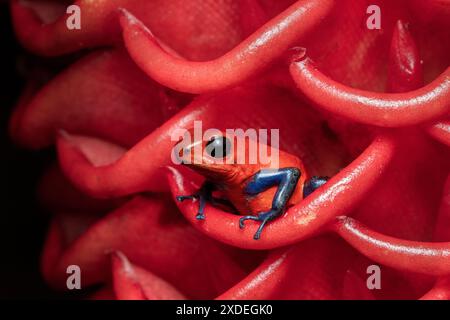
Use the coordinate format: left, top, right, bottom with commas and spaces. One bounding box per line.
176, 181, 214, 220
239, 209, 281, 240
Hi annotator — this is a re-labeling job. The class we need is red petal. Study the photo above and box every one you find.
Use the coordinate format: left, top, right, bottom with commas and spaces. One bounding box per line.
41, 196, 247, 299
119, 0, 335, 93
10, 49, 182, 149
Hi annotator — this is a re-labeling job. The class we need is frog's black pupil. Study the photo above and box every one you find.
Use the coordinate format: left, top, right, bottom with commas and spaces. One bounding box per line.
206, 136, 230, 158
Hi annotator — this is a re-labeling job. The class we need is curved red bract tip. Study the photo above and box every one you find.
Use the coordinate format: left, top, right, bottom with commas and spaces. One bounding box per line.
167, 134, 395, 249
428, 120, 450, 147
111, 251, 186, 300
331, 216, 450, 276
119, 0, 335, 93
289, 57, 450, 127
111, 251, 147, 300
386, 18, 449, 153
388, 20, 424, 93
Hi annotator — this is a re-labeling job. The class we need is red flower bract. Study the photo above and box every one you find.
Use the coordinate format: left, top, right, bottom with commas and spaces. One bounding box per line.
8, 0, 450, 299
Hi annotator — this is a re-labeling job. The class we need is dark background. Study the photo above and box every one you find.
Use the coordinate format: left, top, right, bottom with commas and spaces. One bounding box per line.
0, 2, 58, 298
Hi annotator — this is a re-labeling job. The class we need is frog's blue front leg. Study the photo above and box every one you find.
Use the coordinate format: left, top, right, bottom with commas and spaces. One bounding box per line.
176, 181, 214, 220
239, 168, 300, 240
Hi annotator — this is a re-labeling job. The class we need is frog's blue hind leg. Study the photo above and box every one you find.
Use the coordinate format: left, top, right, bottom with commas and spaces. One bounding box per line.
239, 168, 300, 240
303, 176, 328, 198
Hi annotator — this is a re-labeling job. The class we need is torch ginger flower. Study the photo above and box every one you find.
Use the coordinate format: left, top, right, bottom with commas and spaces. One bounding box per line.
7, 0, 450, 299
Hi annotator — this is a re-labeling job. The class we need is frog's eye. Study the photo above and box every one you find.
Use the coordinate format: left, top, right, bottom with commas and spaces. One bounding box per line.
205, 136, 231, 158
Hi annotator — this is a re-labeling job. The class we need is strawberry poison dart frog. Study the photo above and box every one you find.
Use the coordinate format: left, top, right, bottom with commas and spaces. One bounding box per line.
176, 133, 328, 240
